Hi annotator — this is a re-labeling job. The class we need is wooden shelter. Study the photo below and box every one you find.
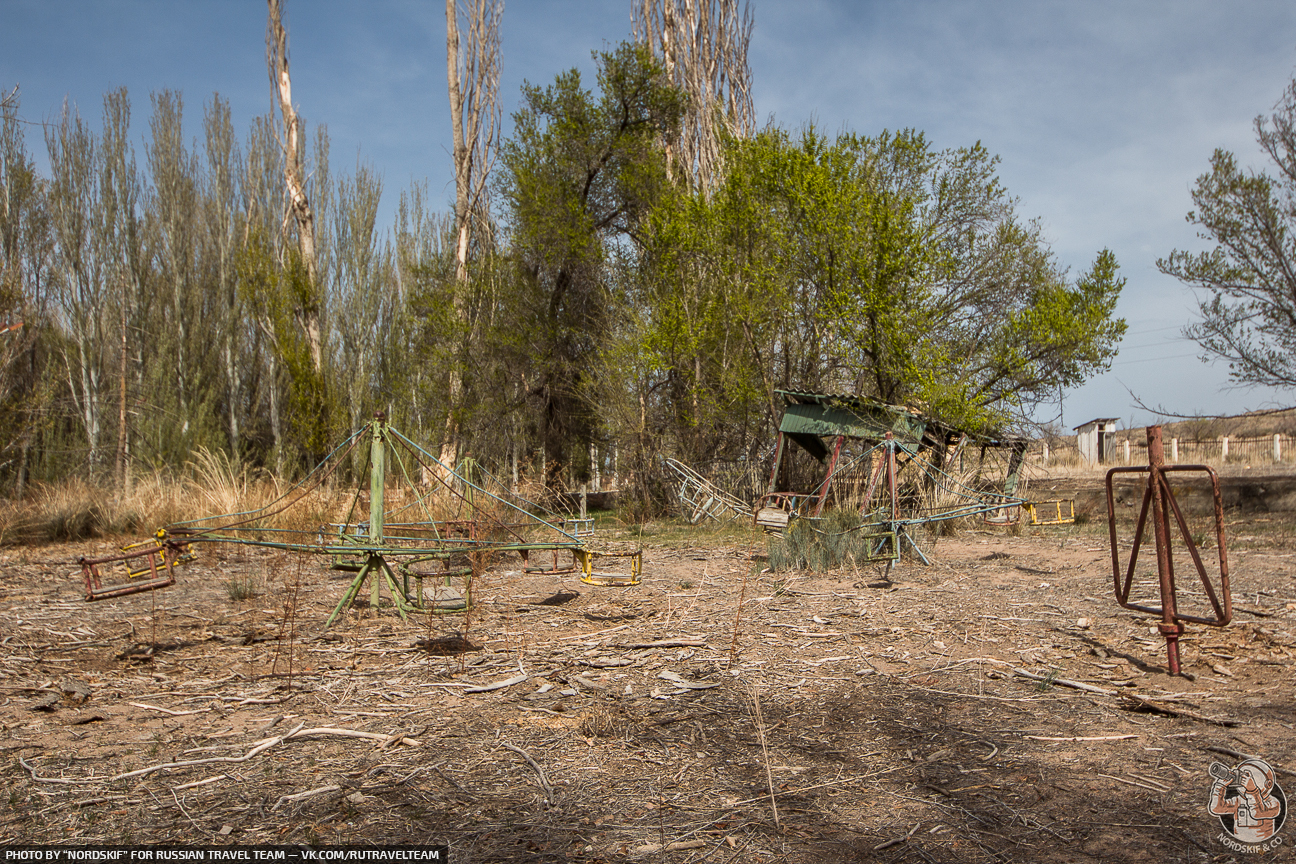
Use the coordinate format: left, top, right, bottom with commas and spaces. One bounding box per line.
1073, 418, 1119, 465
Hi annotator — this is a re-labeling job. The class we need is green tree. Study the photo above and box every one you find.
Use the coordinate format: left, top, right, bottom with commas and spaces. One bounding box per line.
499, 41, 684, 486
1159, 76, 1296, 389
236, 227, 332, 471
638, 126, 1126, 447
0, 87, 55, 495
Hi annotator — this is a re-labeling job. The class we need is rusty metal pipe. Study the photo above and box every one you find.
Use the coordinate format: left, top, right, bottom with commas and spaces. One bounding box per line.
1146, 427, 1183, 674
1105, 425, 1231, 675
811, 435, 845, 517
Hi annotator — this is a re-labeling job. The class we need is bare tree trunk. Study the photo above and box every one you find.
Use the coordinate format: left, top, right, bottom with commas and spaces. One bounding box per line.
46, 105, 108, 475
205, 96, 242, 461
266, 0, 322, 374
116, 296, 127, 487
268, 350, 283, 477
633, 0, 754, 195
442, 0, 502, 468
446, 0, 501, 282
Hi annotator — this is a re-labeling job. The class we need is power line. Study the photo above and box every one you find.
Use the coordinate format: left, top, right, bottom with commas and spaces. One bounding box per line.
1110, 351, 1202, 366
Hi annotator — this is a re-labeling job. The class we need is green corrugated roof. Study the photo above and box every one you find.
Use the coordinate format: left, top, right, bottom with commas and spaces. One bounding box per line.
774, 389, 1022, 454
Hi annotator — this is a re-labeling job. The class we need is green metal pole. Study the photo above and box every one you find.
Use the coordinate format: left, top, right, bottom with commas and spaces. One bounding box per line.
370, 414, 385, 545
368, 414, 387, 612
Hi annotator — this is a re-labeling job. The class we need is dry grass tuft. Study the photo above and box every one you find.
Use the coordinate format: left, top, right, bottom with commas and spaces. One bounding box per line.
0, 462, 286, 546
0, 455, 580, 548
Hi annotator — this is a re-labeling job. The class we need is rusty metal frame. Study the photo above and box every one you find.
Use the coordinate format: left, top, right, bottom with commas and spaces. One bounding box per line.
1025, 499, 1074, 526
759, 392, 1072, 562
81, 541, 183, 601
665, 457, 750, 524
578, 548, 643, 586
1105, 425, 1231, 674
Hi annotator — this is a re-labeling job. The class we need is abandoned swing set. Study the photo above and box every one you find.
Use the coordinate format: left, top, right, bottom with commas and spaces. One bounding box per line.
78, 414, 642, 624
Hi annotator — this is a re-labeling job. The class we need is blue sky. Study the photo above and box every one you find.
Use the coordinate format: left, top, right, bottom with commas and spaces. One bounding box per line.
4, 1, 1296, 431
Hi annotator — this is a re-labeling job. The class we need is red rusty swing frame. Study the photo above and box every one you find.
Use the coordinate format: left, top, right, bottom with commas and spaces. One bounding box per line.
79, 532, 193, 601
1105, 425, 1231, 674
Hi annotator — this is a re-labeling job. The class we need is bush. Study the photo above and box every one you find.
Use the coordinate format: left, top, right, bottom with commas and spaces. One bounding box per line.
768, 508, 897, 572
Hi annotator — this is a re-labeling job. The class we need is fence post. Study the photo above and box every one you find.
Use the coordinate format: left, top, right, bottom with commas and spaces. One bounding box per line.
1276, 434, 1282, 463
1042, 442, 1050, 465
1171, 437, 1178, 462
1221, 435, 1229, 461
1124, 439, 1131, 464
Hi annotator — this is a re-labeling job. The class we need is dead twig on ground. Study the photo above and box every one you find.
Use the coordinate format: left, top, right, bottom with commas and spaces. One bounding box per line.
464, 672, 528, 694
272, 784, 342, 810
745, 679, 780, 830
1007, 667, 1116, 696
1120, 692, 1239, 727
112, 721, 307, 781
618, 639, 706, 649
631, 839, 707, 856
170, 788, 207, 834
500, 742, 555, 807
18, 756, 84, 785
729, 567, 756, 667
129, 702, 211, 716
1024, 734, 1137, 742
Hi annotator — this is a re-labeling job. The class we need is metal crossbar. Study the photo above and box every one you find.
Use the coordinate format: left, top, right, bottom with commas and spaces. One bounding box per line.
664, 458, 750, 524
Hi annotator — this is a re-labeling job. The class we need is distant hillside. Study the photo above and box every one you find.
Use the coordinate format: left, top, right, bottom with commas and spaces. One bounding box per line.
1147, 406, 1296, 441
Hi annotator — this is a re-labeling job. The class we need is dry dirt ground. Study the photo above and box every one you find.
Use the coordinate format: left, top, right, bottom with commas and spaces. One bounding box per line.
1, 484, 1294, 863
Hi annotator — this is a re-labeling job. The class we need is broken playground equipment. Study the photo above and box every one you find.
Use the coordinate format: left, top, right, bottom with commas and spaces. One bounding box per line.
756, 390, 1074, 564
1105, 424, 1231, 675
80, 529, 194, 601
80, 414, 643, 623
664, 457, 750, 524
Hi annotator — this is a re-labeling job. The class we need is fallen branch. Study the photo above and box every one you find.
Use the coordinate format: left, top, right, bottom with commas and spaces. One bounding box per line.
292, 727, 421, 747
619, 639, 706, 649
584, 658, 633, 668
130, 702, 211, 717
272, 784, 341, 810
1097, 773, 1168, 793
1007, 667, 1116, 696
1025, 735, 1138, 742
746, 681, 780, 830
464, 673, 527, 694
501, 742, 555, 807
658, 671, 720, 690
111, 722, 306, 781
631, 840, 706, 856
222, 696, 293, 706
557, 623, 630, 641
18, 756, 83, 785
727, 776, 857, 807
1120, 693, 1239, 727
172, 775, 226, 791
874, 823, 921, 851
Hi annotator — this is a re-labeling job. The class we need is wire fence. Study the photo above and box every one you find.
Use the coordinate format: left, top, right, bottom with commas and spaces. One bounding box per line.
659, 432, 1296, 515
1035, 434, 1294, 468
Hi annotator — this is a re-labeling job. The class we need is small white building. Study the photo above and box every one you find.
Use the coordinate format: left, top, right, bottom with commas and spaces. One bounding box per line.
1074, 418, 1119, 465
